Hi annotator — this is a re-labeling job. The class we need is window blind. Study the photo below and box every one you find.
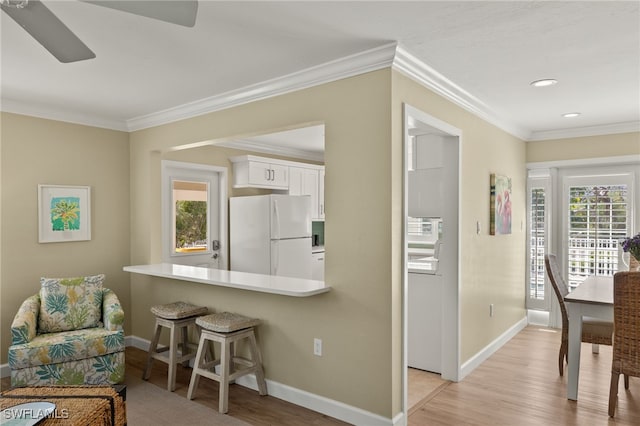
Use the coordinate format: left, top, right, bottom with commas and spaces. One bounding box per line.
567, 184, 628, 289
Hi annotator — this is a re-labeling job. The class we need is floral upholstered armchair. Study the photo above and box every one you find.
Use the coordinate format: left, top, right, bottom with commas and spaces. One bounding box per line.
8, 274, 125, 386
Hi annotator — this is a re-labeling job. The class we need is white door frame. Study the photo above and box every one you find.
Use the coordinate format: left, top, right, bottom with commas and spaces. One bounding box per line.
402, 104, 461, 418
161, 160, 228, 269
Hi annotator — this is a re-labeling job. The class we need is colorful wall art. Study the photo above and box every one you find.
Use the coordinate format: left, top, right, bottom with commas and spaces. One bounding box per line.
38, 185, 91, 243
490, 173, 512, 235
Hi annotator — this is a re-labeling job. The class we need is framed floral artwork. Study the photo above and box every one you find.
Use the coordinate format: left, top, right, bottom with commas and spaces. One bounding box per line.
38, 184, 91, 243
490, 173, 512, 235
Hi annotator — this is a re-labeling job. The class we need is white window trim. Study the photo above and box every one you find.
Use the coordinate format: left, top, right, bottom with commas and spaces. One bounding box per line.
560, 168, 635, 287
526, 158, 639, 327
161, 160, 228, 269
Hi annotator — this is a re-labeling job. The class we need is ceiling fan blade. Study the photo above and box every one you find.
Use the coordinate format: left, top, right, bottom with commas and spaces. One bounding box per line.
83, 0, 198, 27
1, 0, 95, 63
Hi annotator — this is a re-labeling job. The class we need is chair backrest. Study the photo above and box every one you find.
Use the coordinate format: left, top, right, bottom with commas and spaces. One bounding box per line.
545, 254, 569, 329
612, 272, 640, 377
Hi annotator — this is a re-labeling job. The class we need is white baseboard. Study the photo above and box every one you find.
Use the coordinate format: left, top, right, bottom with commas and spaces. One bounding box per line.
235, 374, 396, 426
127, 334, 395, 425
126, 334, 151, 351
459, 316, 528, 380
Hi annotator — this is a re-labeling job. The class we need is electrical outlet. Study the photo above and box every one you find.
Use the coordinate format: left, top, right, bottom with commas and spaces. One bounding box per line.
489, 304, 494, 317
314, 338, 322, 356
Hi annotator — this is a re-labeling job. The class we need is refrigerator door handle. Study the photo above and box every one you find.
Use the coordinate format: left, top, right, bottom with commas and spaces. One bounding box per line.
272, 241, 279, 276
273, 199, 281, 239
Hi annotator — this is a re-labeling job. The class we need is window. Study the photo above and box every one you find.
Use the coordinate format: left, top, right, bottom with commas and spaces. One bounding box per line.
566, 183, 629, 289
529, 187, 546, 301
526, 164, 636, 323
161, 161, 227, 269
173, 180, 208, 253
526, 172, 552, 311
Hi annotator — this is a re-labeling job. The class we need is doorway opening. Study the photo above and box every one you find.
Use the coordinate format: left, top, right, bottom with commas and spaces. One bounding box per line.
402, 104, 461, 415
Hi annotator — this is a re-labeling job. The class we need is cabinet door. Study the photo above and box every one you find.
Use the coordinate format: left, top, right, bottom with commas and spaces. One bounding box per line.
303, 169, 319, 219
289, 167, 320, 218
289, 167, 305, 195
270, 164, 289, 187
248, 161, 273, 186
247, 161, 288, 189
318, 169, 325, 219
312, 252, 325, 280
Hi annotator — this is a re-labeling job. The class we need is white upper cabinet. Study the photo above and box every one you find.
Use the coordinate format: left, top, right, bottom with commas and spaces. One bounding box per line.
230, 155, 325, 219
230, 156, 289, 189
290, 166, 321, 220
318, 168, 325, 220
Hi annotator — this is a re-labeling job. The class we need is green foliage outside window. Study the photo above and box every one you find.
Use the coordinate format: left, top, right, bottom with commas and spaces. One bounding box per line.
175, 200, 207, 249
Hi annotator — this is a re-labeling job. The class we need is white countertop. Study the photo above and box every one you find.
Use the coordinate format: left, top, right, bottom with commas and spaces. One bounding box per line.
123, 263, 331, 297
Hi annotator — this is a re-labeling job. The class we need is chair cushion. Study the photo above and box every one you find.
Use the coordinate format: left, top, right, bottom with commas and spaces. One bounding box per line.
196, 312, 260, 333
8, 327, 124, 370
38, 274, 105, 333
150, 301, 208, 320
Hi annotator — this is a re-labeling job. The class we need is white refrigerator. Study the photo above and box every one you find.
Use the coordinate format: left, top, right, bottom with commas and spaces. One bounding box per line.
230, 194, 312, 279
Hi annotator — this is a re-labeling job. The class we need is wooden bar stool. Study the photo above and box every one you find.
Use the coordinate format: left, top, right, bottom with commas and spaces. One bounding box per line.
187, 312, 268, 413
143, 301, 209, 391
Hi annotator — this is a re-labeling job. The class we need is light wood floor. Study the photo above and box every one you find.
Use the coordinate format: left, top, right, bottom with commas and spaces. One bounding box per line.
409, 326, 640, 425
2, 326, 638, 424
408, 367, 449, 415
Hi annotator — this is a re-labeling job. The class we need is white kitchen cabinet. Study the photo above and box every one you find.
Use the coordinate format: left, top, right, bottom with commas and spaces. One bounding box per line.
312, 251, 325, 280
290, 166, 320, 219
408, 167, 442, 218
230, 156, 289, 189
407, 272, 442, 373
318, 168, 325, 219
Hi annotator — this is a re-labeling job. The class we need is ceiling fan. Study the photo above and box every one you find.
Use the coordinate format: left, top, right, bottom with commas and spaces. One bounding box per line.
0, 0, 198, 63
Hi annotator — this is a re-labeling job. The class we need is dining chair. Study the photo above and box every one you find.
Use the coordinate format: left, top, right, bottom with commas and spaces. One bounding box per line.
608, 271, 640, 417
544, 254, 613, 376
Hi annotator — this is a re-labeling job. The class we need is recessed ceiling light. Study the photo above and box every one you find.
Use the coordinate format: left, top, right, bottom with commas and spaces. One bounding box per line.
562, 112, 581, 118
530, 79, 558, 87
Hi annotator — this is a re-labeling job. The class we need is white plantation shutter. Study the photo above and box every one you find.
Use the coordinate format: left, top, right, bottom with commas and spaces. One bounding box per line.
529, 187, 546, 301
527, 172, 552, 311
565, 179, 630, 290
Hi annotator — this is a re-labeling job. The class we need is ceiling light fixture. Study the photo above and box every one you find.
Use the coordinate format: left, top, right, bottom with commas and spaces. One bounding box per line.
562, 112, 581, 118
530, 79, 558, 87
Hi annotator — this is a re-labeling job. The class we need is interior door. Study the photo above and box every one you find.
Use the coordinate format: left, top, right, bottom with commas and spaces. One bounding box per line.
161, 161, 227, 269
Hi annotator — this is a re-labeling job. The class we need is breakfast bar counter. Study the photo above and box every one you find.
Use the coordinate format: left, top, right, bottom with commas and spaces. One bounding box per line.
123, 263, 330, 297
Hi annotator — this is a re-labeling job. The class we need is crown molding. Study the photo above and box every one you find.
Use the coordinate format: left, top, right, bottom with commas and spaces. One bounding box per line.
126, 42, 398, 131
0, 98, 128, 131
3, 43, 636, 143
526, 154, 640, 170
527, 121, 640, 141
392, 45, 531, 141
215, 139, 324, 162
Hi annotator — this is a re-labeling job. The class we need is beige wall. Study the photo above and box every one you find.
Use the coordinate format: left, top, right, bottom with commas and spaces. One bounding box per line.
392, 71, 528, 364
0, 113, 131, 366
129, 71, 396, 417
526, 132, 640, 163
6, 68, 631, 417
128, 68, 528, 418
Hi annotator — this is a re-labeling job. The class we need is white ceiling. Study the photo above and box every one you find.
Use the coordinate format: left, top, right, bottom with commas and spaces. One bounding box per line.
2, 1, 639, 153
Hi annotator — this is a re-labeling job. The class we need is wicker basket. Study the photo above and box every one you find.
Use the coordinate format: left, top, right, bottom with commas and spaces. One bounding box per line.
0, 385, 125, 426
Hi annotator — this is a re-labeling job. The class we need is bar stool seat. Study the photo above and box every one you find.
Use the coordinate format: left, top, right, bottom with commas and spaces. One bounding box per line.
187, 312, 268, 413
143, 301, 208, 391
